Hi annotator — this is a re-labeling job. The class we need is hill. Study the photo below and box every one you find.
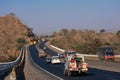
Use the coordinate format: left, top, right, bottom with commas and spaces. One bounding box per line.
50, 29, 120, 55
0, 13, 37, 62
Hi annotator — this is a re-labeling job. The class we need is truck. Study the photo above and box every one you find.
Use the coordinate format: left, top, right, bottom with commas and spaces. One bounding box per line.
64, 51, 88, 77
64, 49, 76, 60
98, 46, 115, 61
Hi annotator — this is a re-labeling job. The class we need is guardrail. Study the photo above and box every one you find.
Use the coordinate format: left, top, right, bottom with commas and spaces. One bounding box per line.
50, 45, 120, 57
0, 47, 24, 77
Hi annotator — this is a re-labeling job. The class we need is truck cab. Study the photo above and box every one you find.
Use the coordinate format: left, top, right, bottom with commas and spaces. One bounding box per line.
98, 47, 115, 61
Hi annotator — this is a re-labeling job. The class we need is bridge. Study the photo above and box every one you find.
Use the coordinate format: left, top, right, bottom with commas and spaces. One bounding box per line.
0, 41, 120, 80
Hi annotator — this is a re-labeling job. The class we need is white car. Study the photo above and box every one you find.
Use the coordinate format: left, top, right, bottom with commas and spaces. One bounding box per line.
51, 56, 61, 64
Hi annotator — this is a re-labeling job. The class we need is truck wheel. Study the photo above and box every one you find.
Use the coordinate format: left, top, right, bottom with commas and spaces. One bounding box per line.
68, 70, 71, 77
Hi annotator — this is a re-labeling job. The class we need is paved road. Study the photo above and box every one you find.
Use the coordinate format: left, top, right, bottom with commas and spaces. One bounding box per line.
87, 60, 120, 72
3, 45, 58, 80
24, 45, 59, 80
28, 42, 120, 80
3, 42, 120, 80
47, 42, 120, 72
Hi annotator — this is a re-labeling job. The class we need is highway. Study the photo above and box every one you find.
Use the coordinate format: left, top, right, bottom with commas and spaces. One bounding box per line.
28, 42, 120, 80
23, 45, 58, 80
3, 45, 59, 80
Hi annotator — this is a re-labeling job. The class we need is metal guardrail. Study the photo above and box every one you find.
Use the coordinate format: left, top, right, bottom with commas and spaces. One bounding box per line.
0, 47, 24, 77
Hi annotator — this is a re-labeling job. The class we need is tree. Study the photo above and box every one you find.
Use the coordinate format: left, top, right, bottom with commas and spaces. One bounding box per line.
16, 38, 26, 50
51, 32, 57, 37
100, 29, 105, 33
59, 28, 69, 37
7, 12, 17, 18
116, 30, 120, 40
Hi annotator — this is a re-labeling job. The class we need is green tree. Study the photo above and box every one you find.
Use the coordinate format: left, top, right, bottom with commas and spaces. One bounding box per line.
16, 38, 26, 50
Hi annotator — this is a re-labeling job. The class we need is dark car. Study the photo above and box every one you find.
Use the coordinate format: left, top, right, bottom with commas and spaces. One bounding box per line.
59, 53, 64, 58
45, 57, 51, 63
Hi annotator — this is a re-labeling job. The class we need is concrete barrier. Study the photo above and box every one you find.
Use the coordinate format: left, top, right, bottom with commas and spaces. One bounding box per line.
50, 45, 120, 58
50, 45, 65, 52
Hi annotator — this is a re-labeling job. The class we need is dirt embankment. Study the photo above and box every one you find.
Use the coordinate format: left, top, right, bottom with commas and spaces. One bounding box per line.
0, 13, 38, 62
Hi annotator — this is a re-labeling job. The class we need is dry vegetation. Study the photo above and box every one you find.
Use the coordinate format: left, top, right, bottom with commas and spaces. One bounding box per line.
50, 29, 120, 55
0, 13, 37, 62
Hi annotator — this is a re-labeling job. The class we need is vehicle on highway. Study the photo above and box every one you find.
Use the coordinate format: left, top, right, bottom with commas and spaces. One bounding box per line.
45, 57, 51, 63
51, 56, 61, 64
64, 54, 88, 77
43, 46, 46, 50
98, 46, 115, 61
39, 53, 47, 58
58, 53, 64, 58
64, 49, 76, 58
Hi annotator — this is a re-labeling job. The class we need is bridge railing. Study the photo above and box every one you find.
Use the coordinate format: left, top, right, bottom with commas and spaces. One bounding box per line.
0, 47, 24, 77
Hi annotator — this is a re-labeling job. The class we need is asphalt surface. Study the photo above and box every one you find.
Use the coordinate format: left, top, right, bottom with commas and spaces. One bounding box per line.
28, 42, 120, 80
24, 45, 59, 80
87, 60, 120, 72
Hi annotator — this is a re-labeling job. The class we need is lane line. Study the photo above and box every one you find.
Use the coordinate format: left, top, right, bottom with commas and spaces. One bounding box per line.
27, 45, 64, 80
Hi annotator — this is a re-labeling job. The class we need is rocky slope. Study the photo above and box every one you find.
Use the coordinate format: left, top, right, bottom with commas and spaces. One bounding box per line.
0, 13, 37, 62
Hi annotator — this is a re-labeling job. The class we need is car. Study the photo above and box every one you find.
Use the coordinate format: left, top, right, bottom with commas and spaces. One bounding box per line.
51, 56, 61, 64
45, 57, 51, 63
43, 47, 46, 50
59, 53, 64, 58
39, 53, 47, 58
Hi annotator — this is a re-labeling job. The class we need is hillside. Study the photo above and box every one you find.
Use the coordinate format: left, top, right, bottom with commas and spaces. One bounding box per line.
50, 29, 120, 55
0, 13, 37, 62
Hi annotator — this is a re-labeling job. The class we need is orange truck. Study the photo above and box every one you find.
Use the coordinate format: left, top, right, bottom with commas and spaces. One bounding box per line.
98, 47, 115, 61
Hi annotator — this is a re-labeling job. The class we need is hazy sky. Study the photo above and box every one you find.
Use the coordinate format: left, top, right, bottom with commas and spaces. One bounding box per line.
0, 0, 120, 34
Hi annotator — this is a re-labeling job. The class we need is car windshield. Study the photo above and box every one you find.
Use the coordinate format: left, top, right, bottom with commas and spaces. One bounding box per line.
76, 58, 82, 62
53, 57, 59, 59
68, 52, 76, 56
106, 52, 114, 56
46, 58, 51, 60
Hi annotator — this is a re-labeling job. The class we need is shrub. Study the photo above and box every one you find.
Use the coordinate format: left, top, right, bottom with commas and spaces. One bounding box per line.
16, 38, 26, 50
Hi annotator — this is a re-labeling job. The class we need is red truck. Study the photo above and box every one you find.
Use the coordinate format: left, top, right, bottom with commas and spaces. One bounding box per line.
98, 47, 115, 61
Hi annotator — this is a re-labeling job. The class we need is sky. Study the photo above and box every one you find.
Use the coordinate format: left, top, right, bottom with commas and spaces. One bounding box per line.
0, 0, 120, 35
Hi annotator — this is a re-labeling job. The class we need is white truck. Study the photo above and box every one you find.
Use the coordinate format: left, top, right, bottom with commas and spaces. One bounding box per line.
64, 53, 88, 77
